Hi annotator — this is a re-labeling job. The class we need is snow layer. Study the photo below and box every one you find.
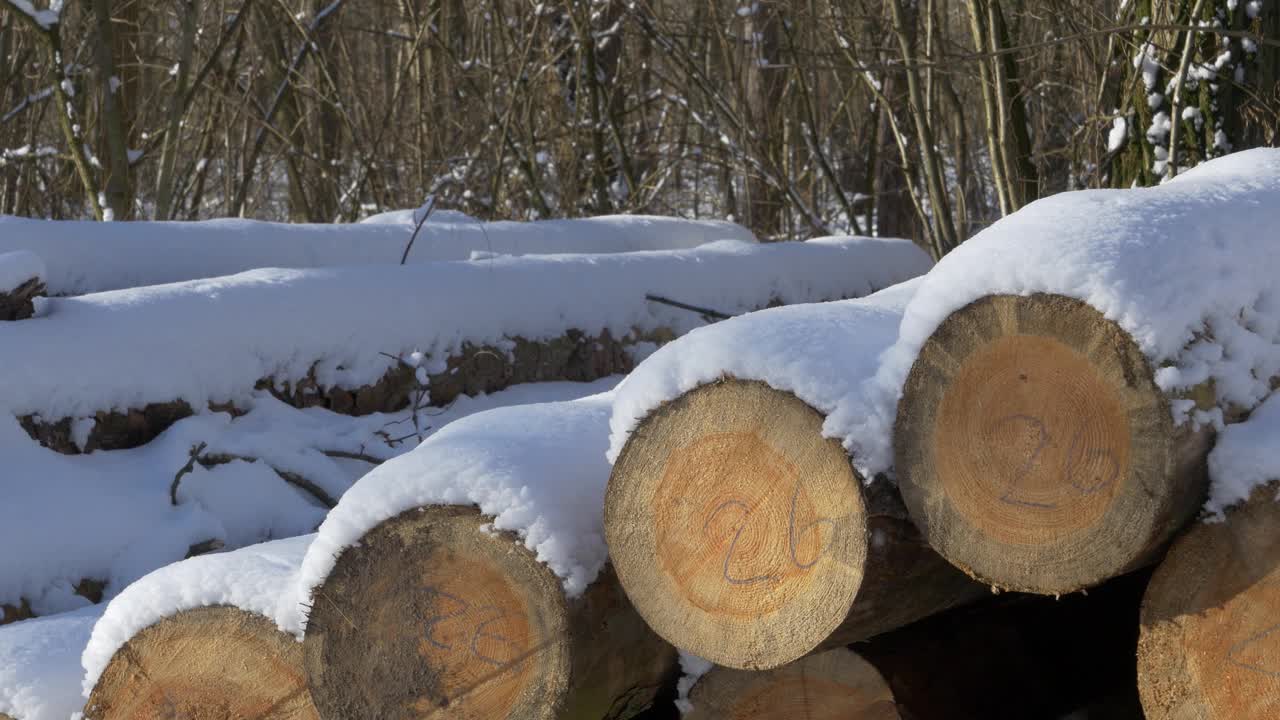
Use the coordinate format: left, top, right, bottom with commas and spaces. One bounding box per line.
0, 237, 929, 421
674, 652, 715, 714
1206, 393, 1280, 517
0, 250, 44, 294
0, 606, 101, 720
0, 214, 753, 295
863, 149, 1280, 476
80, 534, 314, 693
0, 378, 617, 613
607, 280, 921, 478
299, 393, 616, 609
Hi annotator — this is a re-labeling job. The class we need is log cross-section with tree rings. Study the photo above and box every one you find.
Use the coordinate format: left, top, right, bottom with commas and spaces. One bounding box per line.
894, 294, 1212, 594
606, 380, 980, 670
303, 505, 676, 720
1139, 482, 1280, 719
80, 607, 318, 720
682, 648, 901, 719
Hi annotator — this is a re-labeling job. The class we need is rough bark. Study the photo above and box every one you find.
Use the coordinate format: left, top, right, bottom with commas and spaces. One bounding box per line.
604, 380, 982, 671
0, 276, 44, 320
894, 293, 1215, 594
683, 647, 900, 720
1138, 481, 1280, 719
304, 505, 677, 720
19, 327, 671, 454
81, 606, 318, 720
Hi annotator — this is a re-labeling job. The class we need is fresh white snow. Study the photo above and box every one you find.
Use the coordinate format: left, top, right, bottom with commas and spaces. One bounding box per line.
0, 214, 754, 295
1206, 393, 1280, 517
0, 250, 44, 294
674, 651, 715, 714
0, 378, 618, 616
607, 279, 921, 480
298, 392, 616, 609
863, 148, 1280, 477
0, 238, 929, 422
80, 534, 315, 694
0, 606, 101, 720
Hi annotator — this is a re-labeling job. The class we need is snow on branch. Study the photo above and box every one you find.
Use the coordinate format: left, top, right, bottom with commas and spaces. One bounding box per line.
3, 0, 63, 31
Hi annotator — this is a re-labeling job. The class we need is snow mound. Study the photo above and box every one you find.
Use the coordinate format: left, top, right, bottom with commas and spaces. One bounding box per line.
358, 207, 477, 225
0, 378, 617, 615
0, 606, 102, 720
608, 280, 920, 479
1207, 393, 1280, 517
865, 148, 1280, 476
0, 237, 929, 422
299, 392, 615, 611
0, 250, 44, 294
0, 214, 754, 295
80, 534, 314, 694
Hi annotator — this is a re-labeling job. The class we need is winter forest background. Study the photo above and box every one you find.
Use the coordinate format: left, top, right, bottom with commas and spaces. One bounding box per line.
1, 0, 1277, 257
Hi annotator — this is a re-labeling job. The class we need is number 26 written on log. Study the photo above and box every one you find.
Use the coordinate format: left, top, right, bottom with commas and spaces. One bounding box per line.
703, 482, 836, 586
993, 414, 1120, 509
421, 586, 523, 667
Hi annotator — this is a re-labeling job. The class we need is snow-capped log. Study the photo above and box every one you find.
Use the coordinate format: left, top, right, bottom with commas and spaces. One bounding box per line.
80, 536, 317, 720
1139, 398, 1280, 720
3, 237, 931, 453
680, 648, 899, 719
0, 214, 755, 295
883, 149, 1280, 595
82, 607, 316, 720
0, 250, 45, 321
301, 396, 677, 719
605, 282, 981, 671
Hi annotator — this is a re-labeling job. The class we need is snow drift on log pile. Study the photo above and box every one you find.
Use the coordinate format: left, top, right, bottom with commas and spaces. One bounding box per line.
0, 379, 614, 618
298, 393, 615, 605
607, 278, 920, 477
0, 251, 44, 295
0, 238, 928, 421
1206, 392, 1280, 516
865, 148, 1280, 477
0, 606, 101, 720
80, 534, 313, 692
0, 214, 754, 295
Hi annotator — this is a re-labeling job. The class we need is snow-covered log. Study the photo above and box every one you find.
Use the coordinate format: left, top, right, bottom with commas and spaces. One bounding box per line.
0, 251, 45, 321
80, 536, 317, 720
881, 149, 1280, 595
2, 237, 931, 451
1139, 398, 1280, 720
679, 648, 899, 719
605, 281, 981, 671
0, 214, 755, 295
301, 395, 676, 719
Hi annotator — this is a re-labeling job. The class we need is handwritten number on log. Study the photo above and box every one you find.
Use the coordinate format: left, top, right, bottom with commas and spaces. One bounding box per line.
423, 588, 523, 666
995, 415, 1121, 507
423, 587, 470, 650
994, 414, 1056, 508
1062, 427, 1120, 495
706, 500, 777, 585
470, 605, 524, 667
1228, 622, 1280, 678
706, 485, 834, 585
788, 482, 835, 569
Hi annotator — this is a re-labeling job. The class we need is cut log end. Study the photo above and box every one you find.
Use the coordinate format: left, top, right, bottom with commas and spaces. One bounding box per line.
896, 293, 1207, 594
304, 506, 674, 720
1139, 482, 1280, 719
606, 380, 869, 670
684, 648, 900, 720
82, 606, 317, 720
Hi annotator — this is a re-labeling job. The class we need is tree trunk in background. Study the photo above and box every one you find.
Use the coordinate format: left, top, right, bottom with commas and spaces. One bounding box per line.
311, 0, 343, 222
90, 0, 134, 219
744, 1, 786, 240
1109, 0, 1276, 187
